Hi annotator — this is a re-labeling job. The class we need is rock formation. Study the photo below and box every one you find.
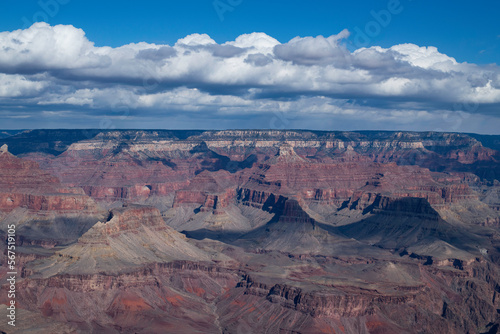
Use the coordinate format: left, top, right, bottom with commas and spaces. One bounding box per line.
0, 145, 98, 213
26, 205, 222, 276
0, 129, 499, 333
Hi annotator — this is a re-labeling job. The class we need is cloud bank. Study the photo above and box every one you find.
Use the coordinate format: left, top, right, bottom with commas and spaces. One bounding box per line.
0, 23, 499, 133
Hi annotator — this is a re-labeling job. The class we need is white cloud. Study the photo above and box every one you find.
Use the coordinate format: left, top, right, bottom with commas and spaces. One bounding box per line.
0, 23, 109, 72
0, 23, 499, 133
390, 44, 458, 70
176, 33, 216, 46
273, 30, 351, 66
228, 32, 280, 53
0, 74, 46, 97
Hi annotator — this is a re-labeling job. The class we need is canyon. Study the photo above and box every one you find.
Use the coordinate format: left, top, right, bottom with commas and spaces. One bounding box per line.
0, 129, 500, 333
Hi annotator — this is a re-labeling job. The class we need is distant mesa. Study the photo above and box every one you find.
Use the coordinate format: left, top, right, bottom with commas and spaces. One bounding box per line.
267, 143, 306, 164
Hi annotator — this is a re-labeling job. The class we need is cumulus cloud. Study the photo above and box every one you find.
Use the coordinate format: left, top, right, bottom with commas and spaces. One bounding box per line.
273, 29, 351, 66
0, 23, 499, 133
228, 33, 280, 51
0, 73, 46, 97
0, 23, 110, 73
390, 44, 458, 70
244, 53, 273, 67
136, 46, 177, 61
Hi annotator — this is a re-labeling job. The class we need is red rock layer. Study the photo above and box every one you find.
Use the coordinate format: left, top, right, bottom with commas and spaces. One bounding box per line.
27, 149, 192, 201
237, 154, 477, 211
173, 170, 237, 213
0, 146, 98, 213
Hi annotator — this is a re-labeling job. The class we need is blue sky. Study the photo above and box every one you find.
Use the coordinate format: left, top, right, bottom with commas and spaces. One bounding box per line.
3, 0, 498, 64
0, 0, 499, 133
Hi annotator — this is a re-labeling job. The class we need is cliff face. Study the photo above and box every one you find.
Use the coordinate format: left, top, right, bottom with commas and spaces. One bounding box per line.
8, 252, 500, 334
0, 145, 99, 214
233, 149, 479, 227
7, 262, 241, 333
172, 170, 237, 212
1, 130, 500, 333
11, 130, 500, 204
0, 146, 106, 249
39, 149, 191, 201
216, 260, 500, 334
25, 205, 219, 276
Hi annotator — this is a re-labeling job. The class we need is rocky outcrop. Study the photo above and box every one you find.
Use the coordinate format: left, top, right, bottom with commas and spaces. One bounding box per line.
237, 274, 416, 318
0, 145, 99, 213
6, 261, 241, 333
236, 153, 478, 215
26, 205, 218, 275
172, 170, 237, 213
236, 188, 286, 211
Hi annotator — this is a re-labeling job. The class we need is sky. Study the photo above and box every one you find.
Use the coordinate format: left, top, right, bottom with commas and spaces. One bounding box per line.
0, 0, 499, 133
